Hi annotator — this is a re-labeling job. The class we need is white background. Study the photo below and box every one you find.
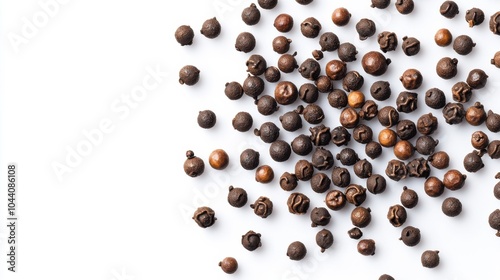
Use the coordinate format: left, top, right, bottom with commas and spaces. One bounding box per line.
1, 0, 500, 279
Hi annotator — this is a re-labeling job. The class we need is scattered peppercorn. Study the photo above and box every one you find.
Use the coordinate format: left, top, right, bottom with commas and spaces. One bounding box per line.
331, 166, 351, 188
200, 17, 221, 39
235, 32, 256, 53
250, 196, 273, 217
424, 176, 445, 197
184, 150, 205, 177
436, 57, 458, 79
356, 18, 376, 40
402, 36, 420, 56
395, 0, 414, 14
175, 25, 194, 46
465, 8, 484, 27
228, 186, 248, 208
179, 65, 200, 86
287, 241, 307, 260
310, 207, 331, 227
193, 206, 216, 228
241, 3, 261, 26
219, 257, 238, 274
291, 134, 313, 156
240, 148, 259, 170
300, 17, 322, 38
316, 229, 334, 252
400, 225, 421, 246
453, 35, 476, 55
331, 7, 351, 26
255, 165, 274, 184
242, 230, 262, 251
209, 149, 229, 170
440, 1, 459, 18
428, 151, 450, 169
357, 239, 376, 256
435, 28, 453, 47
421, 250, 440, 268
443, 169, 467, 190
387, 204, 407, 227
362, 51, 391, 76
280, 172, 298, 191
274, 14, 294, 32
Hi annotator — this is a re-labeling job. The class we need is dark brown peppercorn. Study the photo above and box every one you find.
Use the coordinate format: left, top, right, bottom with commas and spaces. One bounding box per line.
280, 110, 302, 132
339, 107, 359, 129
367, 174, 387, 194
407, 157, 431, 178
379, 128, 398, 147
175, 25, 194, 46
486, 110, 500, 133
356, 18, 376, 40
396, 91, 418, 113
327, 89, 348, 109
417, 113, 438, 135
298, 58, 321, 81
299, 83, 319, 104
319, 32, 340, 52
345, 184, 367, 206
312, 49, 323, 60
331, 166, 350, 188
360, 100, 379, 121
465, 8, 484, 27
387, 204, 407, 227
451, 81, 472, 103
428, 151, 450, 169
351, 206, 371, 228
310, 207, 331, 227
395, 0, 414, 14
295, 160, 314, 181
292, 134, 313, 156
280, 172, 298, 191
353, 159, 372, 179
490, 12, 500, 35
200, 17, 221, 39
228, 186, 248, 208
487, 140, 500, 159
315, 75, 332, 93
241, 3, 261, 26
361, 51, 391, 76
471, 131, 489, 150
242, 230, 261, 251
311, 147, 334, 170
347, 91, 365, 108
378, 31, 398, 52
287, 241, 307, 260
235, 32, 256, 53
440, 1, 459, 18
269, 140, 291, 162
489, 209, 500, 236
492, 51, 500, 68
179, 65, 200, 86
396, 119, 417, 140
240, 148, 259, 170
416, 135, 439, 156
278, 52, 298, 73
353, 124, 373, 144
421, 250, 440, 268
424, 176, 445, 197
443, 169, 467, 190
338, 42, 358, 62
336, 147, 359, 166
287, 192, 310, 214
316, 229, 334, 253
255, 165, 274, 184
435, 28, 453, 47
436, 57, 458, 79
331, 126, 351, 146
193, 206, 216, 228
301, 17, 322, 38
343, 71, 364, 92
325, 59, 347, 80
264, 66, 281, 83
219, 257, 238, 274
378, 106, 399, 127
442, 102, 465, 124
255, 95, 278, 116
401, 186, 419, 208
442, 197, 462, 217
296, 0, 314, 4
402, 36, 420, 56
331, 7, 351, 26
357, 239, 376, 256
299, 104, 325, 124
466, 69, 488, 89
394, 140, 414, 160
272, 36, 292, 54
274, 81, 298, 105
209, 149, 229, 170
400, 69, 422, 90
371, 0, 390, 9
243, 75, 265, 98
379, 274, 395, 280
325, 189, 346, 210
197, 110, 216, 129
348, 227, 363, 239
425, 88, 446, 109
250, 196, 273, 217
254, 122, 280, 143
386, 159, 408, 181
453, 35, 475, 55
258, 0, 277, 9
494, 173, 500, 199
310, 172, 331, 193
184, 150, 205, 177
274, 14, 294, 32
466, 102, 486, 126
225, 81, 244, 100
400, 226, 421, 246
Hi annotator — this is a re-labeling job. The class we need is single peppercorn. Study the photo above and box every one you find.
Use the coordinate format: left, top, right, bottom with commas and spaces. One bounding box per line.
357, 239, 376, 256
360, 100, 379, 121
175, 25, 194, 46
331, 7, 351, 26
379, 128, 398, 147
331, 166, 351, 188
467, 69, 488, 89
394, 140, 414, 160
343, 72, 364, 92
379, 275, 395, 280
274, 81, 298, 105
300, 17, 322, 38
328, 89, 348, 109
347, 91, 365, 109
246, 54, 267, 76
278, 52, 299, 73
241, 3, 261, 26
417, 113, 438, 135
442, 197, 462, 217
255, 95, 278, 116
488, 140, 500, 159
298, 58, 321, 81
353, 159, 372, 179
465, 8, 484, 27
440, 1, 459, 18
489, 209, 500, 236
312, 50, 323, 60
279, 110, 302, 132
348, 227, 363, 239
209, 149, 229, 170
311, 147, 334, 170
367, 174, 387, 194
425, 88, 446, 109
356, 18, 376, 40
339, 107, 359, 129
385, 159, 408, 181
494, 173, 500, 199
255, 165, 274, 184
242, 75, 265, 98
436, 57, 458, 79
428, 151, 450, 169
378, 106, 399, 127
200, 17, 221, 39
219, 257, 238, 274
274, 14, 294, 32
299, 83, 319, 104
361, 51, 391, 76
451, 81, 472, 103
291, 134, 313, 156
442, 102, 465, 125
400, 69, 422, 90
310, 207, 331, 227
331, 126, 351, 146
435, 28, 453, 46
325, 189, 346, 211
193, 206, 216, 228
254, 122, 280, 143
387, 204, 407, 227
310, 172, 331, 193
197, 110, 216, 129
465, 102, 487, 126
240, 148, 259, 170
407, 157, 431, 178
395, 0, 414, 14
351, 206, 372, 228
258, 0, 277, 9
491, 12, 500, 35
242, 230, 262, 251
453, 35, 476, 55
443, 169, 467, 190
401, 186, 418, 208
492, 52, 500, 68
400, 226, 421, 247
338, 42, 358, 62
179, 65, 200, 86
471, 131, 489, 150
396, 91, 418, 113
486, 110, 500, 133
325, 59, 347, 80
280, 172, 298, 191
421, 250, 440, 268
225, 81, 244, 100
396, 119, 417, 140
184, 150, 205, 177
296, 0, 314, 4
235, 32, 256, 53
319, 32, 340, 52
299, 104, 325, 124
416, 135, 439, 156
353, 124, 373, 144
272, 36, 292, 54
378, 31, 398, 53
295, 160, 314, 181
345, 184, 367, 206
371, 0, 390, 9
287, 241, 307, 260
287, 192, 310, 214
336, 147, 359, 166
232, 111, 253, 132
402, 36, 420, 56
250, 196, 273, 217
269, 140, 291, 162
228, 186, 248, 208
316, 229, 334, 253
424, 176, 445, 197
264, 66, 281, 83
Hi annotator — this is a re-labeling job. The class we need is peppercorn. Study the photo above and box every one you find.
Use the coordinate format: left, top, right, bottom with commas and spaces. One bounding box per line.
311, 147, 334, 170
421, 250, 440, 268
407, 157, 431, 178
400, 69, 423, 90
378, 128, 398, 147
225, 81, 244, 100
250, 196, 273, 217
278, 52, 298, 73
197, 110, 216, 129
235, 32, 256, 53
466, 69, 488, 89
325, 189, 346, 211
209, 149, 229, 170
424, 176, 445, 197
435, 28, 453, 47
315, 75, 332, 93
486, 110, 500, 133
287, 241, 307, 260
300, 17, 322, 38
241, 3, 261, 26
347, 91, 365, 108
331, 7, 351, 26
291, 134, 313, 156
361, 51, 391, 76
240, 148, 259, 170
179, 65, 200, 86
353, 159, 372, 178
492, 52, 500, 68
228, 186, 248, 208
386, 159, 408, 181
401, 186, 418, 208
400, 225, 421, 246
299, 83, 319, 104
396, 119, 417, 140
339, 107, 359, 128
298, 104, 325, 124
316, 229, 334, 253
274, 14, 294, 32
184, 150, 205, 177
295, 160, 314, 181
442, 197, 462, 217
255, 95, 278, 116
378, 106, 399, 127
298, 58, 321, 81
269, 140, 291, 162
319, 32, 340, 52
425, 88, 446, 109
258, 0, 277, 9
310, 207, 331, 227
331, 126, 351, 146
394, 140, 414, 160
387, 204, 407, 227
402, 36, 420, 56
343, 71, 364, 92
442, 102, 466, 124
360, 100, 379, 121
264, 66, 281, 83
465, 102, 487, 126
489, 209, 500, 236
345, 184, 367, 206
356, 18, 376, 40
331, 166, 350, 188
357, 239, 376, 256
312, 50, 323, 60
287, 192, 310, 214
274, 81, 298, 105
241, 230, 262, 251
272, 36, 292, 54
279, 110, 302, 132
428, 151, 450, 169
310, 172, 331, 193
378, 31, 398, 52
255, 165, 274, 184
338, 42, 358, 62
443, 169, 467, 190
336, 147, 360, 166
395, 0, 414, 14
242, 75, 265, 98
254, 122, 280, 143
415, 135, 439, 156
491, 12, 500, 35
379, 274, 395, 280
327, 89, 348, 109
193, 206, 216, 228
280, 172, 298, 191
371, 0, 390, 9
396, 91, 418, 113
367, 174, 387, 194
353, 124, 373, 144
487, 140, 500, 159
325, 59, 347, 80
348, 227, 363, 239
436, 57, 458, 79
200, 17, 221, 39
471, 131, 489, 150
417, 113, 438, 135
453, 35, 475, 55
465, 8, 484, 27
175, 25, 194, 46
351, 206, 371, 228
440, 1, 459, 19
451, 81, 472, 103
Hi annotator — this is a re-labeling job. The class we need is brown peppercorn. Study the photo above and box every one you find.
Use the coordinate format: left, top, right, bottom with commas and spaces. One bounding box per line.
287, 192, 310, 214
442, 197, 462, 217
272, 36, 292, 54
400, 226, 421, 246
219, 257, 238, 274
424, 176, 445, 197
312, 50, 323, 60
451, 81, 472, 103
394, 140, 414, 160
378, 31, 398, 53
233, 111, 253, 132
465, 102, 487, 126
278, 52, 298, 73
453, 35, 476, 55
386, 159, 408, 181
319, 32, 340, 52
331, 166, 351, 188
339, 107, 359, 128
402, 36, 420, 56
209, 149, 229, 170
466, 69, 488, 89
298, 104, 325, 124
465, 8, 484, 27
228, 186, 248, 208
257, 0, 277, 9
264, 66, 281, 83
362, 51, 391, 76
193, 206, 216, 228
345, 184, 367, 206
379, 128, 398, 147
255, 165, 274, 183
311, 147, 334, 170
486, 110, 500, 133
443, 169, 467, 190
291, 134, 313, 156
280, 172, 298, 191
325, 189, 346, 210
356, 18, 376, 40
435, 28, 453, 47
241, 3, 261, 26
250, 196, 273, 218
357, 239, 376, 256
242, 75, 265, 99
442, 102, 466, 125
421, 250, 440, 268
348, 227, 363, 240
179, 65, 200, 86
436, 57, 458, 79
359, 100, 379, 121
300, 17, 322, 38
274, 14, 294, 32
351, 206, 371, 228
348, 91, 365, 108
316, 229, 334, 252
428, 151, 450, 169
396, 91, 418, 113
280, 110, 302, 132
338, 42, 358, 62
254, 122, 280, 143
471, 131, 489, 150
331, 7, 351, 26
175, 25, 194, 46
491, 12, 500, 35
417, 113, 438, 135
299, 83, 319, 104
370, 80, 391, 101
325, 59, 347, 80
184, 150, 205, 177
463, 150, 485, 173
274, 81, 298, 105
378, 106, 399, 127
287, 241, 307, 260
407, 157, 431, 178
396, 119, 417, 140
400, 69, 423, 90
367, 174, 387, 194
241, 230, 262, 251
425, 88, 446, 109
255, 95, 278, 116
440, 1, 459, 19
343, 71, 364, 92
328, 89, 347, 109
298, 58, 321, 81
225, 81, 244, 100
487, 140, 500, 159
336, 147, 360, 166
489, 209, 500, 236
353, 159, 372, 178
401, 186, 419, 208
353, 124, 373, 144
310, 207, 331, 227
310, 172, 331, 193
492, 52, 500, 68
395, 0, 414, 14
416, 135, 439, 156
235, 32, 256, 53
246, 54, 267, 76
387, 204, 407, 227
295, 160, 314, 181
200, 17, 221, 39
331, 126, 351, 146
315, 75, 332, 93
240, 148, 260, 170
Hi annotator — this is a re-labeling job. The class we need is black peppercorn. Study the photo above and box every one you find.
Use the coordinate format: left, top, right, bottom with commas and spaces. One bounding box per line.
396, 91, 418, 113
272, 36, 292, 54
299, 83, 319, 103
269, 140, 291, 162
386, 159, 408, 181
356, 18, 376, 40
241, 3, 261, 26
278, 52, 298, 73
428, 151, 450, 170
175, 25, 194, 46
417, 113, 438, 135
371, 0, 390, 9
378, 106, 399, 127
331, 166, 350, 188
264, 66, 281, 83
342, 71, 364, 92
197, 110, 216, 129
279, 110, 302, 132
494, 173, 500, 199
387, 204, 407, 227
315, 75, 332, 93
442, 102, 465, 124
402, 36, 420, 56
235, 32, 256, 53
312, 49, 323, 60
311, 147, 334, 170
451, 81, 472, 103
200, 17, 221, 39
486, 110, 500, 133
407, 157, 431, 178
250, 196, 273, 218
255, 95, 278, 116
246, 54, 267, 76
298, 58, 321, 81
331, 126, 351, 146
351, 206, 371, 228
345, 184, 367, 206
242, 230, 262, 251
254, 122, 280, 143
400, 226, 421, 246
425, 88, 446, 109
327, 89, 348, 109
240, 148, 259, 170
274, 81, 298, 105
466, 69, 488, 89
353, 159, 373, 179
301, 17, 322, 38
280, 172, 298, 191
378, 31, 398, 52
348, 227, 363, 239
295, 160, 314, 181
401, 186, 419, 208
465, 8, 484, 27
287, 241, 307, 260
421, 250, 440, 268
336, 148, 359, 166
490, 12, 500, 35
325, 189, 346, 210
287, 192, 310, 214
225, 81, 244, 100
436, 57, 458, 79
319, 32, 340, 52
310, 172, 331, 193
179, 65, 200, 86
396, 119, 417, 140
471, 131, 489, 150
232, 111, 253, 132
316, 229, 334, 253
357, 239, 376, 256
242, 75, 265, 99
442, 197, 462, 217
440, 1, 459, 18
489, 209, 500, 236
310, 207, 331, 227
331, 7, 351, 26
361, 51, 391, 76
298, 104, 325, 124
395, 0, 414, 14
258, 0, 277, 9
487, 140, 500, 159
193, 206, 216, 228
184, 150, 205, 177
338, 42, 358, 62
453, 35, 475, 55
424, 176, 445, 197
228, 186, 248, 208
296, 0, 314, 4
353, 124, 373, 144
416, 135, 439, 156
360, 100, 379, 121
367, 174, 387, 194
292, 134, 313, 156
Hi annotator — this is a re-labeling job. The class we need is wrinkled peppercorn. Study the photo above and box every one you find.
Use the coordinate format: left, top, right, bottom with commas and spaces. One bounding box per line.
295, 159, 314, 181
353, 124, 373, 144
310, 172, 331, 193
451, 81, 472, 103
193, 206, 216, 228
387, 204, 407, 227
200, 17, 221, 39
325, 189, 347, 210
400, 69, 422, 90
356, 18, 376, 40
348, 227, 363, 239
367, 174, 387, 194
310, 207, 331, 227
395, 0, 414, 14
299, 83, 319, 104
343, 71, 364, 92
331, 126, 351, 146
396, 91, 418, 113
402, 36, 420, 56
440, 1, 459, 18
465, 102, 486, 126
292, 134, 313, 156
442, 102, 465, 124
345, 184, 367, 206
331, 166, 351, 188
491, 12, 500, 35
360, 100, 379, 120
250, 196, 273, 217
311, 147, 334, 170
407, 157, 431, 178
425, 88, 446, 109
274, 81, 298, 105
396, 119, 417, 140
228, 186, 248, 208
428, 151, 450, 169
465, 8, 484, 27
378, 106, 399, 127
240, 148, 260, 170
353, 159, 372, 179
378, 31, 398, 52
242, 230, 262, 251
246, 55, 266, 77
386, 159, 408, 181
424, 176, 445, 197
417, 113, 438, 135
371, 0, 390, 9
287, 192, 310, 214
471, 131, 489, 150
280, 172, 298, 191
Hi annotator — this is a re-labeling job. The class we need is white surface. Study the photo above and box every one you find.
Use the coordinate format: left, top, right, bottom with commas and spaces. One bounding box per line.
1, 0, 500, 279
